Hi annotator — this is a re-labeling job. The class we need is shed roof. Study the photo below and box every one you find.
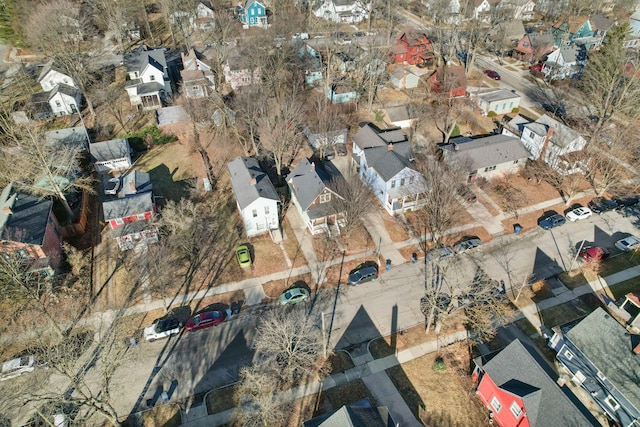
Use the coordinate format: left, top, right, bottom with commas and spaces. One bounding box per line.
352, 122, 407, 151
477, 88, 520, 103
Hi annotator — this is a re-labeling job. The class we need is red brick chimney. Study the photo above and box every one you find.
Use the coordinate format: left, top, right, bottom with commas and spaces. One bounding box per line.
388, 143, 394, 151
250, 177, 257, 185
539, 125, 554, 160
633, 342, 640, 355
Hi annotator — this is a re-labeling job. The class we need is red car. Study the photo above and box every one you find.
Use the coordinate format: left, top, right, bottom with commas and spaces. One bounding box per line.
530, 63, 544, 72
184, 310, 226, 331
579, 246, 610, 262
483, 69, 500, 80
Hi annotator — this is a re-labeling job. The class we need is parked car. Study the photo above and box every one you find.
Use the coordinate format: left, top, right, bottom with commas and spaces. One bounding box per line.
453, 237, 482, 253
579, 246, 610, 262
104, 177, 120, 196
483, 70, 500, 80
588, 197, 618, 214
235, 245, 252, 268
614, 195, 640, 208
530, 63, 544, 72
565, 207, 592, 222
353, 31, 366, 38
185, 310, 226, 331
615, 235, 640, 252
538, 214, 566, 230
348, 262, 379, 285
279, 287, 310, 305
0, 356, 37, 381
427, 245, 455, 262
144, 316, 181, 342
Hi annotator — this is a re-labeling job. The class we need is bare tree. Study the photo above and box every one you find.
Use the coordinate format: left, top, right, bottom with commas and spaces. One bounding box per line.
329, 170, 376, 237
489, 177, 528, 219
202, 12, 241, 90
354, 42, 389, 112
94, 0, 137, 54
583, 142, 631, 195
234, 365, 289, 427
303, 97, 351, 159
423, 84, 472, 144
230, 85, 269, 156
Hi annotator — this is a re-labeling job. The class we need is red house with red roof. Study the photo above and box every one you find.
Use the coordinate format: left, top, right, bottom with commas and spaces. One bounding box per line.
428, 65, 467, 97
473, 339, 598, 427
388, 29, 435, 66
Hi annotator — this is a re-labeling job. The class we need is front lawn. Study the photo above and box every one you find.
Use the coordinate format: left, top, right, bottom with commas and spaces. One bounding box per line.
559, 251, 640, 290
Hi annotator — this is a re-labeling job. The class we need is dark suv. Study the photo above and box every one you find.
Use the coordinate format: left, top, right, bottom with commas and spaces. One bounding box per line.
348, 262, 379, 285
538, 214, 566, 230
588, 197, 618, 214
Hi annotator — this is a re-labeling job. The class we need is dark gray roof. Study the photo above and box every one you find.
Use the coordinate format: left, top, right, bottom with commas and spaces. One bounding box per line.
287, 158, 331, 211
38, 60, 55, 82
362, 142, 414, 181
102, 191, 153, 221
124, 45, 167, 74
119, 170, 152, 197
134, 81, 164, 96
303, 398, 394, 427
53, 83, 81, 98
565, 307, 640, 410
477, 88, 520, 103
443, 134, 531, 170
46, 126, 89, 149
385, 105, 415, 123
536, 114, 583, 148
352, 123, 407, 150
0, 183, 53, 246
89, 139, 131, 163
29, 91, 51, 103
590, 15, 615, 31
227, 156, 279, 210
478, 339, 598, 427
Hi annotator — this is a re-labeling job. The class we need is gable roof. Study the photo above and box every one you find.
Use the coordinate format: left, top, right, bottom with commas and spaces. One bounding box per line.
362, 143, 415, 181
352, 122, 407, 151
227, 156, 279, 210
431, 65, 467, 89
385, 105, 416, 123
37, 60, 70, 83
119, 170, 152, 197
443, 134, 531, 170
303, 398, 394, 427
0, 183, 53, 246
51, 83, 81, 99
489, 19, 526, 42
535, 114, 583, 148
89, 139, 131, 163
287, 158, 332, 211
528, 32, 555, 49
124, 45, 168, 74
476, 339, 598, 427
476, 88, 520, 103
102, 191, 153, 221
554, 16, 590, 33
45, 126, 89, 149
590, 15, 615, 32
564, 307, 640, 410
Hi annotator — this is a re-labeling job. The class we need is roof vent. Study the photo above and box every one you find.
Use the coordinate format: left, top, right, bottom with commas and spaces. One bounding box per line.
250, 177, 257, 185
453, 143, 459, 151
388, 143, 394, 151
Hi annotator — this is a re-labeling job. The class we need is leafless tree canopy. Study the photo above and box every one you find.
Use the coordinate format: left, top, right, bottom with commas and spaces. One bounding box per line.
329, 169, 376, 236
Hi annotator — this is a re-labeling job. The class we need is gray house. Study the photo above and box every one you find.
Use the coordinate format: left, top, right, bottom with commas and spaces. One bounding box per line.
228, 157, 280, 237
89, 139, 133, 173
547, 307, 640, 427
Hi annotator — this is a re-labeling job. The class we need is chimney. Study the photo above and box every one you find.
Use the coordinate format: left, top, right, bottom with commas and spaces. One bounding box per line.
388, 143, 394, 151
539, 125, 554, 160
557, 377, 566, 387
634, 341, 640, 355
129, 181, 136, 192
310, 161, 315, 170
2, 206, 11, 215
250, 177, 257, 185
453, 143, 459, 151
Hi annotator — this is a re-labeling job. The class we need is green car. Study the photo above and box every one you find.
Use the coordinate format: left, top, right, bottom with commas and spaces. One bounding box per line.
279, 287, 310, 306
235, 245, 252, 268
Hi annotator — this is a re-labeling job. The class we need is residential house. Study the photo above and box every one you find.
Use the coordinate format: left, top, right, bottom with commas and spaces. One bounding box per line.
518, 114, 587, 173
552, 17, 597, 49
387, 29, 436, 66
514, 32, 555, 63
543, 46, 584, 80
441, 134, 531, 182
303, 398, 395, 427
237, 0, 268, 27
89, 139, 133, 173
223, 54, 261, 90
303, 126, 348, 150
124, 45, 180, 110
495, 0, 535, 21
384, 105, 417, 129
625, 9, 640, 48
38, 61, 76, 92
0, 183, 63, 276
227, 156, 280, 237
590, 15, 616, 49
45, 126, 90, 150
287, 158, 345, 235
487, 20, 526, 54
547, 307, 640, 427
428, 65, 467, 97
180, 49, 215, 98
425, 0, 461, 24
102, 171, 157, 251
472, 88, 521, 115
327, 83, 358, 104
473, 339, 599, 427
29, 83, 82, 118
352, 123, 425, 215
389, 67, 420, 89
464, 0, 498, 22
298, 42, 324, 85
618, 292, 640, 332
312, 0, 370, 24
171, 2, 217, 31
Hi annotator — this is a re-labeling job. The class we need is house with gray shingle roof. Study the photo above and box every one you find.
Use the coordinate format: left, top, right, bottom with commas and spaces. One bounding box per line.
548, 307, 640, 427
287, 158, 345, 235
473, 89, 521, 115
123, 45, 180, 110
89, 139, 132, 173
102, 183, 157, 251
28, 83, 82, 118
543, 45, 584, 80
312, 0, 370, 23
473, 339, 599, 427
352, 123, 425, 215
303, 398, 395, 427
442, 134, 530, 182
228, 156, 280, 237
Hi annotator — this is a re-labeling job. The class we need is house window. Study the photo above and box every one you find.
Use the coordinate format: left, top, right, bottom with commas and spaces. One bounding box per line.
513, 160, 519, 164
502, 102, 506, 111
251, 9, 255, 15
252, 209, 258, 217
55, 100, 61, 107
490, 397, 502, 412
409, 176, 414, 184
484, 165, 496, 172
115, 218, 124, 225
523, 42, 529, 47
605, 396, 620, 411
250, 17, 254, 24
400, 178, 405, 186
150, 75, 155, 81
564, 350, 573, 360
527, 130, 535, 138
264, 206, 270, 215
319, 193, 331, 203
510, 402, 523, 418
390, 180, 396, 188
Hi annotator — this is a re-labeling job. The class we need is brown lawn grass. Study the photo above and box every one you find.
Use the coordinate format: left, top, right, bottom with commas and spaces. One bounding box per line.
247, 232, 293, 277
399, 244, 423, 262
383, 215, 411, 242
119, 403, 182, 427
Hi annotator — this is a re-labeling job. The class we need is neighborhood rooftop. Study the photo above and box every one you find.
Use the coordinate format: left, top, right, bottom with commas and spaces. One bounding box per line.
444, 134, 531, 170
0, 183, 52, 246
228, 156, 279, 210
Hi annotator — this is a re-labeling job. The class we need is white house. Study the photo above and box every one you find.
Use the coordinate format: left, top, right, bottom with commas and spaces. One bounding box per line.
287, 158, 345, 235
473, 89, 521, 115
384, 105, 417, 129
124, 46, 176, 110
543, 46, 582, 80
465, 0, 493, 21
426, 0, 461, 24
389, 68, 420, 89
441, 135, 531, 182
497, 0, 535, 21
223, 55, 261, 90
352, 123, 425, 215
312, 0, 370, 24
38, 61, 76, 92
180, 49, 215, 98
228, 156, 280, 237
89, 139, 133, 173
518, 114, 587, 173
303, 126, 348, 150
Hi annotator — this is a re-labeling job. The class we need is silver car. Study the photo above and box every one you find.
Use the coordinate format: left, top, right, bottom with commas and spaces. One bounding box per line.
615, 236, 640, 252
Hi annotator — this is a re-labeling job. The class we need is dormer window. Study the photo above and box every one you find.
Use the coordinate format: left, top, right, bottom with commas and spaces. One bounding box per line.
150, 75, 155, 81
510, 402, 523, 418
319, 193, 331, 203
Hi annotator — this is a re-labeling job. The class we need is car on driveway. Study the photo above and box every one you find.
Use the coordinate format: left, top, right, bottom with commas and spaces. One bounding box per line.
427, 245, 455, 262
483, 69, 500, 80
579, 246, 610, 262
348, 262, 379, 285
588, 197, 618, 214
1, 356, 38, 381
615, 235, 640, 252
144, 316, 181, 342
565, 207, 592, 221
541, 103, 567, 122
236, 245, 252, 268
453, 236, 482, 253
185, 310, 226, 331
104, 177, 120, 196
614, 195, 640, 208
538, 214, 566, 230
279, 287, 310, 305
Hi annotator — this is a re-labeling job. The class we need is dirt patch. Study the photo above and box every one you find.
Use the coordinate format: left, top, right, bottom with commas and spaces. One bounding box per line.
383, 215, 411, 242
311, 226, 374, 263
246, 232, 296, 277
399, 244, 422, 262
403, 203, 475, 240
386, 341, 488, 425
262, 273, 314, 303
327, 351, 354, 374
316, 379, 376, 412
483, 173, 560, 210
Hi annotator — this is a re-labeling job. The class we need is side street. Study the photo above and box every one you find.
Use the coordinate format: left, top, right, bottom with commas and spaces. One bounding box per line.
1, 1, 640, 427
